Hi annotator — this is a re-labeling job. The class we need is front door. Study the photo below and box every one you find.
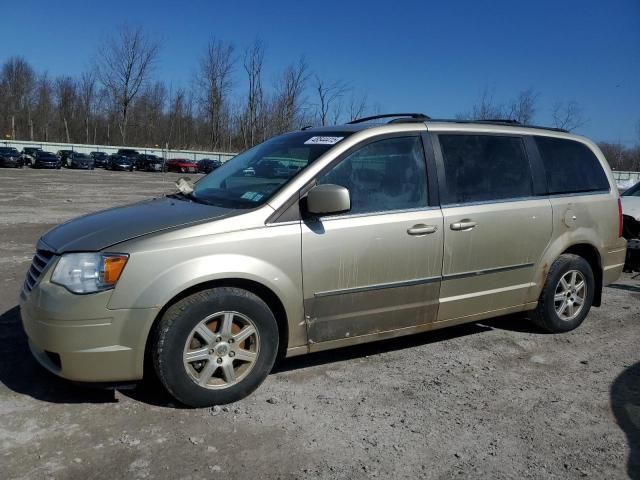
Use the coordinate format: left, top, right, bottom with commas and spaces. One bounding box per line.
301, 135, 444, 344
433, 133, 552, 321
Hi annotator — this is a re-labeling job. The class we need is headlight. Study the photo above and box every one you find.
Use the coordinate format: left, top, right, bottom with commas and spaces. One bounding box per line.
51, 253, 128, 294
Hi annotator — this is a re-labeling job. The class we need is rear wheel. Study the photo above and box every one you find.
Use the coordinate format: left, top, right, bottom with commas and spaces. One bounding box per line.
152, 287, 279, 407
529, 254, 595, 332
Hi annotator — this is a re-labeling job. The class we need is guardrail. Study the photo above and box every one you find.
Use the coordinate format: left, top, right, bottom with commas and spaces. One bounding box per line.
0, 139, 237, 162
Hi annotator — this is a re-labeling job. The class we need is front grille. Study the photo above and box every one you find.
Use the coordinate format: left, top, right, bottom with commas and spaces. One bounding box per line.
23, 249, 55, 294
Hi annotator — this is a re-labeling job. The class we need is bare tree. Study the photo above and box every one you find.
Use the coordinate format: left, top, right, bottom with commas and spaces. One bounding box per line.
78, 72, 96, 143
507, 88, 538, 124
273, 56, 309, 133
96, 25, 159, 144
347, 92, 368, 121
241, 40, 265, 148
473, 90, 504, 119
197, 38, 235, 150
33, 73, 54, 141
314, 76, 349, 126
552, 100, 586, 131
457, 87, 505, 120
0, 56, 36, 139
54, 76, 77, 143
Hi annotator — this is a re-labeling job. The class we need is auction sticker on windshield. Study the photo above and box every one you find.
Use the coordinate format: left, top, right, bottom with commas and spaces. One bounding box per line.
304, 136, 344, 145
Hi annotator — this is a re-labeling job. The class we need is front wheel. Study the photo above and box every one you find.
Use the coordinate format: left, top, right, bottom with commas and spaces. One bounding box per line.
529, 254, 595, 332
152, 287, 279, 407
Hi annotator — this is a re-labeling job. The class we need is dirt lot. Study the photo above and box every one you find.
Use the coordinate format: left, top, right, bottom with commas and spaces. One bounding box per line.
0, 168, 639, 480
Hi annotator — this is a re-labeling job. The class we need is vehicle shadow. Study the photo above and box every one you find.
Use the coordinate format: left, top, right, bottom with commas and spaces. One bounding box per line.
0, 305, 116, 404
608, 283, 640, 294
1, 302, 543, 408
611, 361, 640, 479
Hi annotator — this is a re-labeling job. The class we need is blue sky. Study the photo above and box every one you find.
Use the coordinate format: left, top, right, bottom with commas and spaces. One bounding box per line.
1, 0, 639, 145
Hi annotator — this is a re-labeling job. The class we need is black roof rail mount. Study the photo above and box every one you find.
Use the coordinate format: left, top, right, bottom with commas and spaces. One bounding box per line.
347, 113, 431, 124
474, 118, 520, 125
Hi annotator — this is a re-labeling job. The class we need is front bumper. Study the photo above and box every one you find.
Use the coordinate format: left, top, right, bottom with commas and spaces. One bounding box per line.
0, 158, 21, 167
35, 162, 59, 169
20, 273, 159, 382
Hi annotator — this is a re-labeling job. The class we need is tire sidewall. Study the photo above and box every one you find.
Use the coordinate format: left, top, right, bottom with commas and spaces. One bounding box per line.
542, 255, 595, 332
154, 289, 279, 407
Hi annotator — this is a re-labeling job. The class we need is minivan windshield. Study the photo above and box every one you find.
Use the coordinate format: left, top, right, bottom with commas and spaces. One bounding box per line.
192, 131, 351, 208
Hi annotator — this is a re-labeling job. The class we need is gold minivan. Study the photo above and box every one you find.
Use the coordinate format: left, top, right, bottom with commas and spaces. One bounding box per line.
20, 114, 627, 407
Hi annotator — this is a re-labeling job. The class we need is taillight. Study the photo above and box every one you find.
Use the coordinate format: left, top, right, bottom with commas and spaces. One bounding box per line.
618, 198, 623, 238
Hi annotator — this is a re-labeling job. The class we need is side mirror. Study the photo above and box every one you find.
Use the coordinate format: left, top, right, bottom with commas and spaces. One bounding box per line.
306, 184, 351, 215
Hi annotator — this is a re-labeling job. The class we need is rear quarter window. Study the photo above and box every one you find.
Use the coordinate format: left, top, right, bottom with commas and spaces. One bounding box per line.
438, 134, 533, 204
535, 137, 609, 194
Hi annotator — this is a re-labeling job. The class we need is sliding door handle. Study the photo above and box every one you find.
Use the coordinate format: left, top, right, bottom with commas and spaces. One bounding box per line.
407, 224, 438, 236
450, 221, 477, 231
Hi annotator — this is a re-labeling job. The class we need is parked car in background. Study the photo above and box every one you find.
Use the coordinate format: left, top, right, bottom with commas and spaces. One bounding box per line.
21, 147, 42, 166
136, 154, 163, 172
117, 148, 140, 163
165, 158, 198, 173
57, 150, 74, 168
198, 158, 222, 174
106, 155, 134, 171
620, 181, 640, 272
33, 151, 61, 169
67, 152, 95, 170
0, 147, 23, 168
117, 148, 140, 157
90, 152, 109, 168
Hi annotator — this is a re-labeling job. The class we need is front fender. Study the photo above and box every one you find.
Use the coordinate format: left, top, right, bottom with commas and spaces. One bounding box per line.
106, 221, 306, 349
109, 253, 299, 312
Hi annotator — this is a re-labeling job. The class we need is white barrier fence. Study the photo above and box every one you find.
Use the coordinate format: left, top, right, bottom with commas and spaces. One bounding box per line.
613, 171, 640, 190
0, 139, 237, 162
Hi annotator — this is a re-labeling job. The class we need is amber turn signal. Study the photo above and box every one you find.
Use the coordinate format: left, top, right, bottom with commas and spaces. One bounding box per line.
102, 255, 128, 285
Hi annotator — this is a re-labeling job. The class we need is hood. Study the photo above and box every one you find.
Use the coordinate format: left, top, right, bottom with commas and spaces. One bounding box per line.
622, 196, 640, 221
41, 197, 239, 254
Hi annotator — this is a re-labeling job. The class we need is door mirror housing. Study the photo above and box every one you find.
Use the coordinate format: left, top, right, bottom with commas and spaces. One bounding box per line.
306, 184, 351, 215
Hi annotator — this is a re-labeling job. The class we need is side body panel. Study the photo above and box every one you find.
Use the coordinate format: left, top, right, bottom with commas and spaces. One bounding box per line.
301, 208, 444, 343
438, 199, 552, 320
526, 192, 626, 302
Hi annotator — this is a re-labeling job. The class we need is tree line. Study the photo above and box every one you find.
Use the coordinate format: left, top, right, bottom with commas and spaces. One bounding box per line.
1, 24, 638, 169
0, 26, 372, 153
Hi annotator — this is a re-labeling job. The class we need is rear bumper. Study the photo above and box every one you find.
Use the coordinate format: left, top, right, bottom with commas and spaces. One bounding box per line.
20, 280, 159, 382
603, 244, 627, 286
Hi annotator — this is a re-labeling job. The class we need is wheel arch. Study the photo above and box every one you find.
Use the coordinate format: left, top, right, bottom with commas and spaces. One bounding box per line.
143, 278, 291, 378
561, 243, 603, 307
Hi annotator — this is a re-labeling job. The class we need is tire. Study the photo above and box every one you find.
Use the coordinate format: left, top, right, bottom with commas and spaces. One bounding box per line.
529, 254, 595, 333
152, 287, 279, 407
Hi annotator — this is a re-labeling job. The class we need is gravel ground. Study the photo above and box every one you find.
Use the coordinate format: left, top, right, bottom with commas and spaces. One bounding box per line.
0, 168, 639, 480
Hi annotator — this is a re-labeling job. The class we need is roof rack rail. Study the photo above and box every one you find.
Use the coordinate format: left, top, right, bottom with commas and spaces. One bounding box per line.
474, 118, 520, 124
427, 118, 569, 133
347, 113, 430, 124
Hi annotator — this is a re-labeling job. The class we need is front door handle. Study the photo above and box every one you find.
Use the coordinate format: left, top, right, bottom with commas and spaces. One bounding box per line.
407, 224, 438, 236
450, 221, 477, 231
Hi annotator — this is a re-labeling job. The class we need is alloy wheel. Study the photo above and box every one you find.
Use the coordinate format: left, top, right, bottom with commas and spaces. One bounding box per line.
183, 311, 260, 389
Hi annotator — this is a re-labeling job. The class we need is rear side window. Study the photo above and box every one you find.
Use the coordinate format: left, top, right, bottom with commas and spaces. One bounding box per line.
438, 135, 533, 204
535, 137, 609, 194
